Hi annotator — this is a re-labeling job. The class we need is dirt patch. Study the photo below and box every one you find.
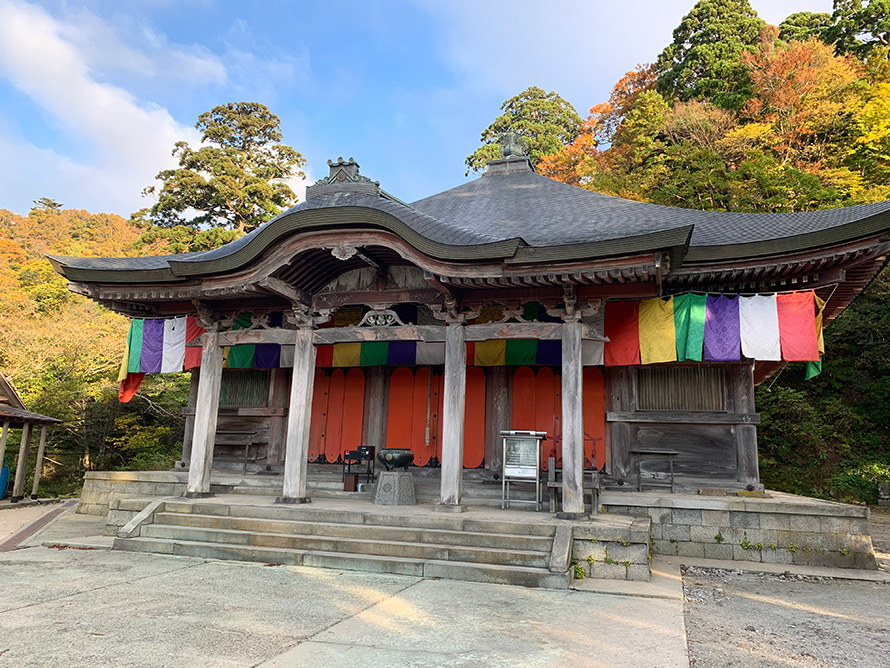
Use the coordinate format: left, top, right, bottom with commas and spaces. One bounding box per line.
683, 566, 890, 667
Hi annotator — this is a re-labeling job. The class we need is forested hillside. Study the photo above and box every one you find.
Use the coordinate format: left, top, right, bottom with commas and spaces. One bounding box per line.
0, 204, 189, 494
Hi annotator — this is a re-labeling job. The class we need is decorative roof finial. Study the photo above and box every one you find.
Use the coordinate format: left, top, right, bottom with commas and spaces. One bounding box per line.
500, 132, 527, 158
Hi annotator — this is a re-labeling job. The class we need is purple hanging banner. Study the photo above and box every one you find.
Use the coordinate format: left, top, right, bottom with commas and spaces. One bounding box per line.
387, 341, 417, 366
254, 344, 281, 369
704, 295, 740, 361
535, 339, 562, 365
139, 318, 164, 373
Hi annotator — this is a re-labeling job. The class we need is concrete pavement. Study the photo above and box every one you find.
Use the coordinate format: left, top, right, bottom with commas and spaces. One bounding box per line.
0, 501, 690, 668
0, 546, 688, 668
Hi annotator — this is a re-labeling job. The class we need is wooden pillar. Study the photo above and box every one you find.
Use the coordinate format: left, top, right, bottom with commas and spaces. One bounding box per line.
180, 369, 200, 467
267, 368, 291, 464
0, 421, 9, 473
732, 363, 760, 486
560, 321, 585, 517
439, 323, 466, 508
185, 330, 223, 498
10, 422, 33, 502
609, 367, 632, 478
30, 425, 48, 499
363, 366, 387, 449
278, 327, 316, 503
484, 366, 510, 473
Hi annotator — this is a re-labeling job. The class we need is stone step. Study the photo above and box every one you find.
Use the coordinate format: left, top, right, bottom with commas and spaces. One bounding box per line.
153, 512, 554, 552
141, 524, 550, 568
163, 501, 557, 537
113, 536, 570, 589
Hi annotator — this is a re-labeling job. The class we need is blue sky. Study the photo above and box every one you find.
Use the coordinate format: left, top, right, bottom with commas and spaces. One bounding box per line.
0, 0, 833, 217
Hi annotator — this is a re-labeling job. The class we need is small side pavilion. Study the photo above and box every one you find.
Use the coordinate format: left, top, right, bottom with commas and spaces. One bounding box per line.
0, 373, 61, 502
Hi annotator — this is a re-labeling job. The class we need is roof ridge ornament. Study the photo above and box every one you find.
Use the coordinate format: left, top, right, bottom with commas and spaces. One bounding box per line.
306, 156, 381, 199
485, 135, 533, 175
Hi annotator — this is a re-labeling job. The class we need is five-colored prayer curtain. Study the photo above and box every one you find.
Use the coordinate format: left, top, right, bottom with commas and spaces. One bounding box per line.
117, 290, 826, 402
604, 291, 825, 367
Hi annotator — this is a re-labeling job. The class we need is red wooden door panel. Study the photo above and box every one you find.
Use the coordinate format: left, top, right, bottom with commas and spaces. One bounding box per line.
432, 371, 444, 465
582, 367, 606, 469
411, 367, 433, 466
386, 367, 415, 449
308, 369, 329, 462
463, 367, 486, 468
535, 367, 561, 465
512, 366, 536, 431
324, 369, 346, 463
341, 368, 366, 459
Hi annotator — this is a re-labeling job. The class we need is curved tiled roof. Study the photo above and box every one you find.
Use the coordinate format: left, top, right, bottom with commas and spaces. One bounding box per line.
410, 168, 890, 249
48, 159, 890, 282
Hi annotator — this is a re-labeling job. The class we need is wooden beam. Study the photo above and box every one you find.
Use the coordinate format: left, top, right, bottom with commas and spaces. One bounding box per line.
186, 331, 223, 497
561, 321, 585, 516
313, 288, 445, 310
257, 277, 310, 306
280, 328, 316, 502
440, 324, 467, 507
10, 422, 33, 502
424, 270, 454, 297
29, 425, 48, 499
313, 326, 444, 344
606, 411, 761, 425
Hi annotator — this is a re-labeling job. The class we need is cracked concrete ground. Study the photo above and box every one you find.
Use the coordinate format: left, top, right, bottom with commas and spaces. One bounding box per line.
0, 546, 687, 668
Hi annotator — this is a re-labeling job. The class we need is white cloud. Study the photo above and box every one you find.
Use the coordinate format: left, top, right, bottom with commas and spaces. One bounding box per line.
0, 0, 200, 215
414, 0, 834, 116
61, 10, 228, 87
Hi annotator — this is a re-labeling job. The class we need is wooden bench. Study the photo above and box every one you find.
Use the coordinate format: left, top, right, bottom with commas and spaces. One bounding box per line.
213, 429, 260, 474
545, 457, 601, 514
629, 449, 679, 493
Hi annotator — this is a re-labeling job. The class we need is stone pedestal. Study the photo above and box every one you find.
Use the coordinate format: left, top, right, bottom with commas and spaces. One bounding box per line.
374, 471, 416, 506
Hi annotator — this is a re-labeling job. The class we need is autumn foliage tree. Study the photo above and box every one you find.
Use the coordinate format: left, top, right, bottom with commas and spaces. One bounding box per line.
539, 6, 890, 502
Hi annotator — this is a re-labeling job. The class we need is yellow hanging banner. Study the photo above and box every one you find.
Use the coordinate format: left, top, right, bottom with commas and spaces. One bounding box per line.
639, 297, 678, 365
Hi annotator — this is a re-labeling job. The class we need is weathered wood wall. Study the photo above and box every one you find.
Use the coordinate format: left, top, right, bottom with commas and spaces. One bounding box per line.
606, 363, 760, 486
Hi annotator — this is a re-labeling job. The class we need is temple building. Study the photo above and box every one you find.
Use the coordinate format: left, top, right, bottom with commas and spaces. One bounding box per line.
50, 150, 890, 518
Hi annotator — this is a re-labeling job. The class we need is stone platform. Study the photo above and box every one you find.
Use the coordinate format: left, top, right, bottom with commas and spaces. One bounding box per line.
602, 490, 877, 570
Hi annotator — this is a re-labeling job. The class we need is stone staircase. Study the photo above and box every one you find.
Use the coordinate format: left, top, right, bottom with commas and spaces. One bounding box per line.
231, 474, 546, 509
112, 499, 574, 589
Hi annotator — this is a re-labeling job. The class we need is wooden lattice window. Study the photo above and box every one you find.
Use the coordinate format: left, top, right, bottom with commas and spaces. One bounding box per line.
219, 369, 269, 407
636, 367, 726, 412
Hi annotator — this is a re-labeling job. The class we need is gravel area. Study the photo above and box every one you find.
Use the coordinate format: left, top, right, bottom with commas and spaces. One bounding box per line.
683, 565, 890, 667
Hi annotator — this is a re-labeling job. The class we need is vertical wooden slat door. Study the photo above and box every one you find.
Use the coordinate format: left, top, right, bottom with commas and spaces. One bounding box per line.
411, 368, 434, 466
386, 368, 415, 450
387, 366, 483, 468
309, 368, 365, 464
463, 367, 486, 468
308, 369, 330, 462
341, 368, 366, 455
324, 370, 347, 463
512, 366, 561, 468
582, 367, 606, 469
512, 366, 537, 431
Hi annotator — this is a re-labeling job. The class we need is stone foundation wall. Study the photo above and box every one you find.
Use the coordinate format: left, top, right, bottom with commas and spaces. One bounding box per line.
104, 498, 154, 536
78, 471, 190, 516
604, 496, 876, 570
571, 517, 651, 581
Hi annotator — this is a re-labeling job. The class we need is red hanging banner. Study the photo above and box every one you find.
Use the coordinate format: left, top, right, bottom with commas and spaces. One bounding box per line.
604, 301, 641, 366
777, 291, 820, 362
